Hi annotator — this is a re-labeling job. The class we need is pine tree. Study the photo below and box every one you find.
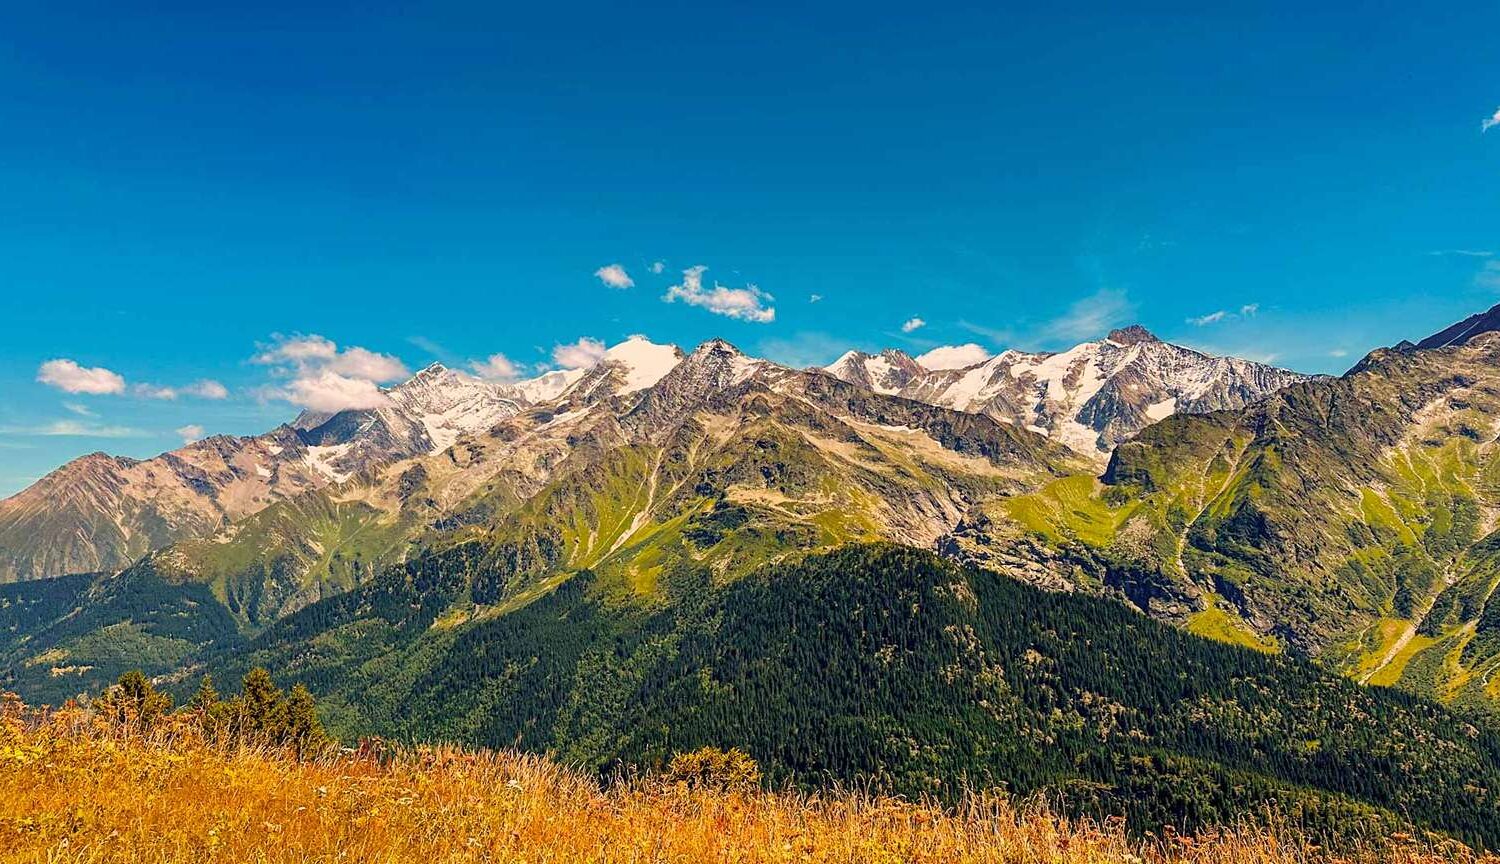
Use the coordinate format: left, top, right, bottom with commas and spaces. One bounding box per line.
95, 670, 173, 730
188, 674, 219, 710
283, 684, 330, 757
235, 667, 285, 743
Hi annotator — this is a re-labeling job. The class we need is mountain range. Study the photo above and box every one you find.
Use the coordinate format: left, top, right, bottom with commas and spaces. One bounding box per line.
825, 325, 1309, 457
0, 328, 1299, 583
7, 305, 1500, 844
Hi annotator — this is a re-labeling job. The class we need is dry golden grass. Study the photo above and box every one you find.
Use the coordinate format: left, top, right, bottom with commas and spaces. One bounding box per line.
1, 694, 1494, 864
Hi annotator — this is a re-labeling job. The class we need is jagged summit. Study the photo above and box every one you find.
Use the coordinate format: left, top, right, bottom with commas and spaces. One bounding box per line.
828, 328, 1307, 457
691, 337, 745, 357
1107, 324, 1160, 346
556, 337, 685, 404
825, 348, 925, 395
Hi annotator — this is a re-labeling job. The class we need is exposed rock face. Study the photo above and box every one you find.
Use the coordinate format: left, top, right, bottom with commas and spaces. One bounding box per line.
0, 427, 327, 581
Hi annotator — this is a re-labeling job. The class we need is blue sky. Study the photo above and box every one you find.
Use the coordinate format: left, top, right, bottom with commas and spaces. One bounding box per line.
1, 2, 1498, 495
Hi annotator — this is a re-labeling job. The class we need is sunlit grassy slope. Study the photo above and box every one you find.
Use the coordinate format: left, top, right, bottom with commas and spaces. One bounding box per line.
2, 697, 1494, 864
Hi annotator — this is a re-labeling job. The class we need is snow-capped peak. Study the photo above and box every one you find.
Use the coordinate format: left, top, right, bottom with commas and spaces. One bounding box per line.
511, 368, 587, 404
825, 348, 923, 395
601, 336, 684, 395
384, 363, 524, 452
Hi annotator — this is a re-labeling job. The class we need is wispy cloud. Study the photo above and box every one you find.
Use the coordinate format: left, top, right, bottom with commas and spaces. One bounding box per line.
552, 337, 607, 369
1478, 260, 1500, 290
36, 359, 126, 395
901, 317, 926, 333
663, 266, 775, 323
1042, 289, 1134, 342
134, 379, 227, 400
957, 320, 1015, 346
1429, 249, 1493, 258
1328, 349, 1349, 358
62, 402, 94, 417
649, 261, 666, 275
470, 353, 523, 383
916, 343, 992, 370
757, 332, 851, 368
133, 383, 178, 399
1483, 106, 1500, 132
1187, 303, 1259, 327
809, 294, 823, 304
407, 335, 450, 358
189, 380, 228, 399
0, 419, 144, 438
594, 263, 634, 289
176, 424, 205, 443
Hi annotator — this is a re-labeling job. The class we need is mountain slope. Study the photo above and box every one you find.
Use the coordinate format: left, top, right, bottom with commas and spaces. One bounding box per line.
0, 338, 1087, 694
0, 426, 331, 582
826, 326, 1310, 458
198, 544, 1500, 846
1416, 301, 1500, 350
946, 318, 1500, 714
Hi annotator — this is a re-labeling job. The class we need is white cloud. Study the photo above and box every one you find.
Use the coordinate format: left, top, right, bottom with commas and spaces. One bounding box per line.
901, 317, 926, 333
133, 378, 229, 400
36, 359, 126, 395
1430, 249, 1493, 258
252, 333, 409, 413
254, 334, 338, 365
470, 353, 523, 383
134, 383, 179, 399
1042, 289, 1133, 342
281, 371, 390, 412
254, 334, 404, 381
183, 380, 229, 399
325, 347, 408, 382
552, 337, 607, 369
62, 402, 94, 417
176, 424, 205, 443
809, 294, 823, 303
649, 261, 666, 275
916, 343, 992, 370
1, 419, 143, 438
1328, 349, 1349, 358
1483, 106, 1500, 132
1188, 303, 1259, 327
662, 265, 775, 323
594, 263, 634, 289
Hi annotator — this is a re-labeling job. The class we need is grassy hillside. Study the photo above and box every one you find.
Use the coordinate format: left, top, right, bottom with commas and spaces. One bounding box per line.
196, 543, 1500, 847
1, 697, 1493, 864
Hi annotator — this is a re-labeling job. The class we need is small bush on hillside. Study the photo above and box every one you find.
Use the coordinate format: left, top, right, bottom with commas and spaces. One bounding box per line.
664, 746, 762, 790
95, 667, 332, 757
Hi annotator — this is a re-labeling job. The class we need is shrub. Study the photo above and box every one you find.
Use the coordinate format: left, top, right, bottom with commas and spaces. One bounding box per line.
664, 746, 762, 790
